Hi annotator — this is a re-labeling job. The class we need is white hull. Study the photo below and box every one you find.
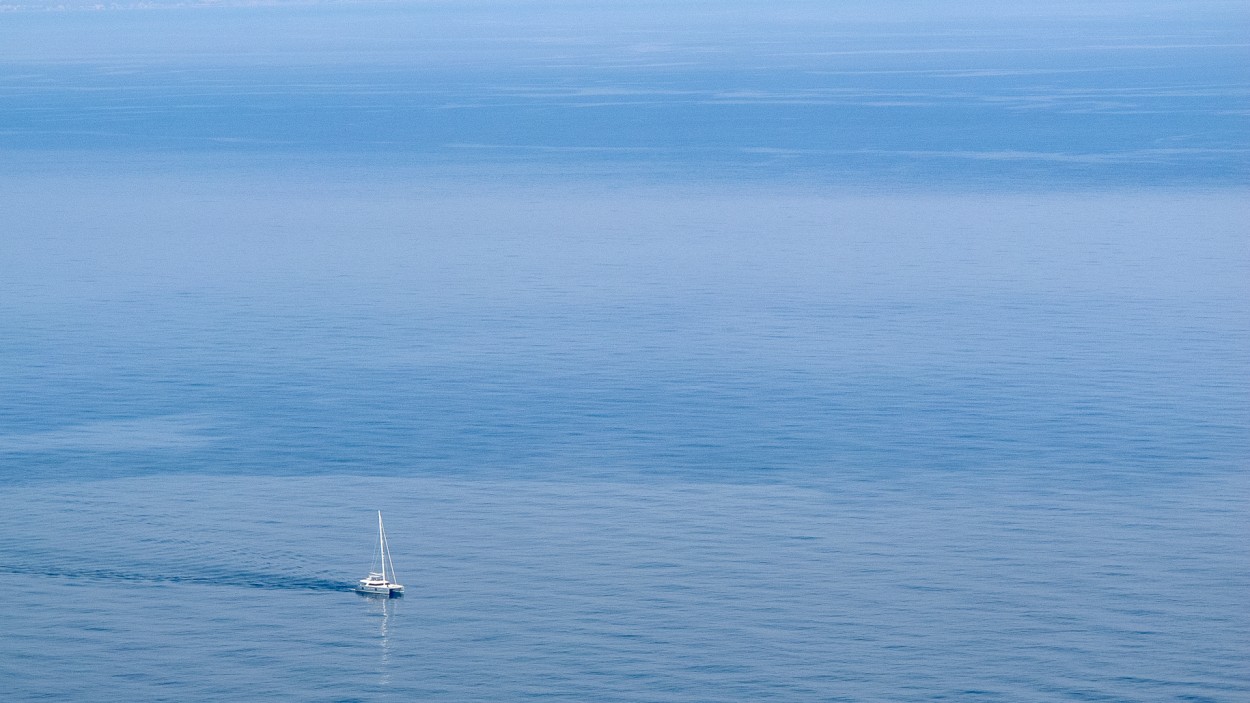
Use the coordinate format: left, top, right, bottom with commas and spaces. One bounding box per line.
355, 583, 404, 597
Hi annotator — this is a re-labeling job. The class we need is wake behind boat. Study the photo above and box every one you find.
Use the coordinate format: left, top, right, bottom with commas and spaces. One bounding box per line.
356, 510, 404, 597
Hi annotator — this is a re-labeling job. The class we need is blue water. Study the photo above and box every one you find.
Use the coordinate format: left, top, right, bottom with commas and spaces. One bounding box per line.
2, 2, 1249, 701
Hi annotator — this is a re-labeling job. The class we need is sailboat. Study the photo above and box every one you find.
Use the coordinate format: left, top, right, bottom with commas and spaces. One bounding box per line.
356, 511, 404, 597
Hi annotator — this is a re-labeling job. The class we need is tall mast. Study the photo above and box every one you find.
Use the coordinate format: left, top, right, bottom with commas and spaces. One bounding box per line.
377, 510, 386, 581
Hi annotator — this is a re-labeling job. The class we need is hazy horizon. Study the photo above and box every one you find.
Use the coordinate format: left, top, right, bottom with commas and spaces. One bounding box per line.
2, 0, 1246, 187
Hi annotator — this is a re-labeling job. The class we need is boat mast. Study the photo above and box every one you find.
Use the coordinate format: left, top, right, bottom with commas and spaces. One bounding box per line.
377, 510, 386, 582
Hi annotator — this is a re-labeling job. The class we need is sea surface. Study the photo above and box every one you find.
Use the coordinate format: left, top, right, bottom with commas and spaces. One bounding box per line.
1, 2, 1248, 701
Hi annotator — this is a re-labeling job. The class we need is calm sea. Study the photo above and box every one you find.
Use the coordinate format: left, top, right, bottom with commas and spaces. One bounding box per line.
1, 3, 1248, 701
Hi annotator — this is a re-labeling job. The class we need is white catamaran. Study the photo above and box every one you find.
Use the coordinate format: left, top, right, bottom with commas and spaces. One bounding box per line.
356, 511, 404, 597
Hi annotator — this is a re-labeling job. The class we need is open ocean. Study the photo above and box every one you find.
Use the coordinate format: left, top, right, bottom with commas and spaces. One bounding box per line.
1, 2, 1248, 701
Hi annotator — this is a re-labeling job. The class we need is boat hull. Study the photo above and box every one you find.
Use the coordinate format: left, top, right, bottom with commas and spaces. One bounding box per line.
355, 584, 404, 597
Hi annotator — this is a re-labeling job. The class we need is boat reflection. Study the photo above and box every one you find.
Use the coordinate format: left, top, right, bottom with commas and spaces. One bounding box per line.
357, 590, 396, 685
